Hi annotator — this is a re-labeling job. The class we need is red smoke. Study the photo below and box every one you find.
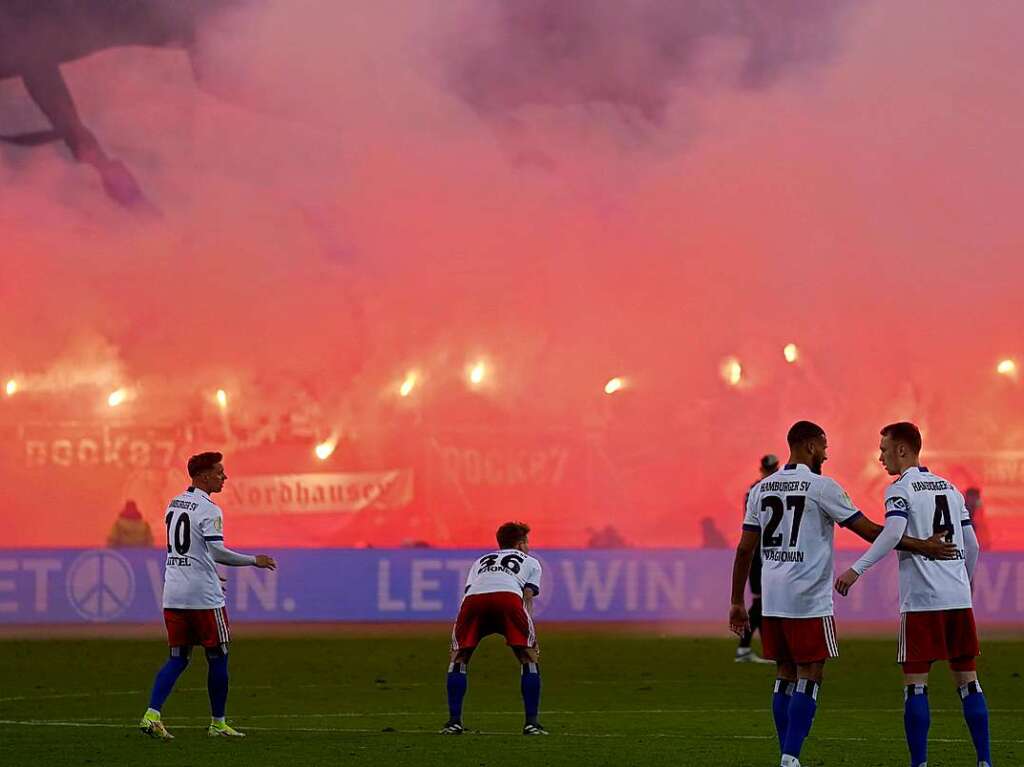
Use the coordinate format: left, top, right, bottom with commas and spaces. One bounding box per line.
1, 0, 1022, 549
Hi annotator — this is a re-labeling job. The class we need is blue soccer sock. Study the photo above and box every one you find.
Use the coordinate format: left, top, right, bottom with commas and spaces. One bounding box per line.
446, 662, 468, 722
782, 678, 819, 759
206, 649, 229, 719
903, 684, 930, 767
772, 679, 795, 752
521, 662, 541, 723
148, 650, 190, 712
959, 680, 992, 765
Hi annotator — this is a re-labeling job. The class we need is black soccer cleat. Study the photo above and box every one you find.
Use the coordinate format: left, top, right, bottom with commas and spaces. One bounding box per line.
522, 722, 549, 736
439, 720, 464, 735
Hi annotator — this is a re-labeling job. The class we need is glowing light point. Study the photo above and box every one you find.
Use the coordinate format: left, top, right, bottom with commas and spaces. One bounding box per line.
783, 343, 799, 364
399, 372, 418, 398
5, 379, 16, 396
721, 358, 743, 387
468, 361, 487, 386
997, 359, 1017, 377
314, 438, 337, 461
216, 389, 228, 409
107, 388, 128, 408
604, 377, 624, 395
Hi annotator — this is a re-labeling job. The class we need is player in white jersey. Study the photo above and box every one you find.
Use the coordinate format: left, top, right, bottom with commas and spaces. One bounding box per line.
441, 521, 545, 736
730, 421, 954, 767
834, 422, 992, 767
139, 452, 276, 740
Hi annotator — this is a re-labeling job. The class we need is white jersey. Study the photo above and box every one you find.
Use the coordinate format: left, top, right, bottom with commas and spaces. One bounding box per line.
886, 466, 973, 613
743, 463, 862, 618
463, 549, 542, 600
161, 487, 228, 609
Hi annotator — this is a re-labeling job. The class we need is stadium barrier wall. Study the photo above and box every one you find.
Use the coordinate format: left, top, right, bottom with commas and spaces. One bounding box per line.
0, 548, 1021, 625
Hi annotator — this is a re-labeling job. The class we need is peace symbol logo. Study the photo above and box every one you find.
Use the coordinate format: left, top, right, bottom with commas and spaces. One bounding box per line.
66, 550, 136, 622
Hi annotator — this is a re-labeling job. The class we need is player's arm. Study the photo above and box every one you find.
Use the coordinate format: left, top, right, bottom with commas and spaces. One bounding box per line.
843, 514, 954, 559
202, 511, 276, 569
835, 515, 907, 596
522, 588, 534, 616
523, 560, 541, 616
729, 528, 759, 636
963, 522, 980, 583
207, 540, 276, 569
957, 489, 979, 583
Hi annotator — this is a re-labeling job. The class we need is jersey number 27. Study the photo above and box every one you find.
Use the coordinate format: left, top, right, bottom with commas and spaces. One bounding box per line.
761, 495, 807, 548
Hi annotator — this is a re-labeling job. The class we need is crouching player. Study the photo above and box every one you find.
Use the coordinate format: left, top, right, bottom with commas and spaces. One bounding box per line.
139, 452, 277, 739
835, 423, 992, 767
442, 521, 545, 736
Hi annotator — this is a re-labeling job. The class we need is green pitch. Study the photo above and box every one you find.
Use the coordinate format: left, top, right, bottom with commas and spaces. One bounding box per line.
1, 630, 1020, 766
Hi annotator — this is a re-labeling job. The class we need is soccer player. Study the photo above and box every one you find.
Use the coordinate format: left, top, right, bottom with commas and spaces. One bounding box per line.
834, 422, 991, 767
730, 421, 955, 767
442, 521, 545, 736
139, 452, 277, 739
735, 453, 780, 664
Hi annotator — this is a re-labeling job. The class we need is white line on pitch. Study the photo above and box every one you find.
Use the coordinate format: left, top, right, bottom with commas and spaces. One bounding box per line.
0, 685, 273, 704
1, 719, 1022, 745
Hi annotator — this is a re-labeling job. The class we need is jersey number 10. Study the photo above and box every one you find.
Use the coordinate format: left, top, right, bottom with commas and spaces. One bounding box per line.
164, 512, 192, 555
761, 495, 807, 548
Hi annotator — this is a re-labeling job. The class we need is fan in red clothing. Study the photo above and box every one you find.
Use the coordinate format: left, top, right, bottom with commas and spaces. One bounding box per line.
441, 521, 545, 737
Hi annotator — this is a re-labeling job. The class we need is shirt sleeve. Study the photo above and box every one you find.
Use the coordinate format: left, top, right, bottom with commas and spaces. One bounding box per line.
742, 487, 761, 533
953, 488, 973, 526
199, 506, 224, 541
207, 540, 256, 566
851, 515, 907, 575
963, 524, 980, 580
820, 479, 862, 527
884, 484, 911, 520
524, 558, 541, 596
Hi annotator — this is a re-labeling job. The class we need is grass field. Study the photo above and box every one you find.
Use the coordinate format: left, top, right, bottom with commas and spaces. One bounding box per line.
1, 629, 1021, 766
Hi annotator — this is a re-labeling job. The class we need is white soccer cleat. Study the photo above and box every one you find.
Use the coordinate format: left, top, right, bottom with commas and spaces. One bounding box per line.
780, 756, 801, 767
735, 648, 774, 664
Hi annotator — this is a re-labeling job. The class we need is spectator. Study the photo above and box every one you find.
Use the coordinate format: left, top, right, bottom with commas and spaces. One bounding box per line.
107, 500, 154, 548
586, 525, 628, 548
700, 517, 729, 548
964, 487, 991, 550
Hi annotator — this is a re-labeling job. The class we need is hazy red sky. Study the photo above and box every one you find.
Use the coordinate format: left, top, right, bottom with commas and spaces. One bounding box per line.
1, 0, 1022, 545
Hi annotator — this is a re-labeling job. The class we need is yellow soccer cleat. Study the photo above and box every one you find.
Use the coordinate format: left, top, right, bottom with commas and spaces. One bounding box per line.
139, 711, 174, 740
208, 720, 246, 738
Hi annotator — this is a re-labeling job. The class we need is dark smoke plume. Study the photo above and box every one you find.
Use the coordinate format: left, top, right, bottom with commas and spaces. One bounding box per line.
451, 0, 852, 122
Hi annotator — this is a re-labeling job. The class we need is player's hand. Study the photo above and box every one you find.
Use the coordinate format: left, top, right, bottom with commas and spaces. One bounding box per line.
729, 603, 749, 636
920, 533, 958, 560
254, 554, 277, 570
834, 568, 859, 596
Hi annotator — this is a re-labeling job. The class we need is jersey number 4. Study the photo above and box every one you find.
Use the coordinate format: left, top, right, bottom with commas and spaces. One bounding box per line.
164, 512, 192, 555
932, 495, 954, 542
761, 495, 807, 548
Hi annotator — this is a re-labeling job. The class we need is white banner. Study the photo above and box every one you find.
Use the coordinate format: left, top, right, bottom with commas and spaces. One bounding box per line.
225, 470, 414, 515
